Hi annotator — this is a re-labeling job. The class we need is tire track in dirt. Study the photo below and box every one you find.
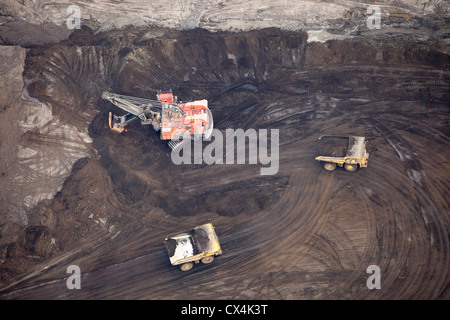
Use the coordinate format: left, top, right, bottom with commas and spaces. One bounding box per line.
359, 114, 449, 299
1, 31, 449, 299
2, 109, 448, 299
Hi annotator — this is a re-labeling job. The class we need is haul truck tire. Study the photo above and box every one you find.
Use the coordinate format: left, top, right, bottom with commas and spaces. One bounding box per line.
180, 262, 194, 271
344, 163, 358, 172
323, 162, 337, 171
201, 256, 214, 264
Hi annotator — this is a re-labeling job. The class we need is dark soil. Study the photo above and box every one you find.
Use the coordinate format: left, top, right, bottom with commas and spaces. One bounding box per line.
0, 26, 449, 299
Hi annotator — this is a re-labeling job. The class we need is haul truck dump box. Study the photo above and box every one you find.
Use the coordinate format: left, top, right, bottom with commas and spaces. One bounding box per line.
164, 223, 222, 271
315, 135, 369, 172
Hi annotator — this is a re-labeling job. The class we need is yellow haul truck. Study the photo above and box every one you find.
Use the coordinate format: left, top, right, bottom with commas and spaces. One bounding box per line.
315, 135, 369, 172
164, 223, 222, 271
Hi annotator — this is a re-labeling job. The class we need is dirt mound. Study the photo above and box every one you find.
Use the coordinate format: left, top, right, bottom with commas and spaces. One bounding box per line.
0, 157, 123, 283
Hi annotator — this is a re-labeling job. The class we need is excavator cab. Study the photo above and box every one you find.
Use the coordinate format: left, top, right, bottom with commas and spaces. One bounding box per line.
157, 91, 176, 104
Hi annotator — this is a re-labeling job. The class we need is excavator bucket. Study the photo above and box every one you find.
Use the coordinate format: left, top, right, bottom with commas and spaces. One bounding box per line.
108, 112, 125, 133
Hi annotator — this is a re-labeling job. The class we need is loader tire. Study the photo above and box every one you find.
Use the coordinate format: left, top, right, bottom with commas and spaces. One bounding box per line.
344, 163, 358, 172
323, 162, 336, 171
180, 262, 194, 271
201, 256, 214, 264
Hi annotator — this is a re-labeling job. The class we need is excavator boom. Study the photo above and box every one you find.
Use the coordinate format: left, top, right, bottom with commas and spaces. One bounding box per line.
102, 91, 160, 120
